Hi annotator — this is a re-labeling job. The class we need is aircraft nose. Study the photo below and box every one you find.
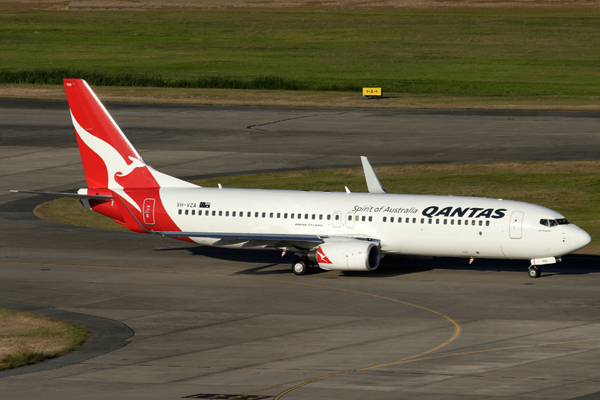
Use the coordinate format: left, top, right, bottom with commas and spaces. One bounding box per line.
570, 226, 592, 252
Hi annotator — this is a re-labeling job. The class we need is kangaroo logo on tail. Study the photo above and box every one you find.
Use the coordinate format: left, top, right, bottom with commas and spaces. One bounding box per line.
72, 114, 146, 211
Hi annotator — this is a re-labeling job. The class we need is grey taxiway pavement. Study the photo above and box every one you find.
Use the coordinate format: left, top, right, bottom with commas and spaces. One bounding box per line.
1, 99, 600, 399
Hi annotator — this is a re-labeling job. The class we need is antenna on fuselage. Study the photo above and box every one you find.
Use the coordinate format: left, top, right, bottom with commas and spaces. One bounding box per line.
360, 156, 387, 194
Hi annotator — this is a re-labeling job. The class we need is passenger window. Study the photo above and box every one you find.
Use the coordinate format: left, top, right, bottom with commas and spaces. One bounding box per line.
369, 216, 372, 222
451, 219, 454, 225
192, 210, 196, 215
305, 214, 309, 219
398, 217, 402, 223
413, 218, 416, 223
479, 220, 483, 226
277, 213, 281, 218
335, 215, 340, 220
319, 214, 323, 220
391, 217, 394, 223
362, 216, 366, 222
262, 212, 266, 218
436, 219, 439, 224
226, 211, 229, 217
232, 211, 236, 217
444, 219, 447, 225
178, 209, 182, 215
206, 210, 209, 216
312, 214, 316, 220
247, 212, 251, 217
327, 215, 331, 220
291, 213, 295, 219
421, 218, 424, 224
348, 215, 352, 221
255, 212, 258, 217
472, 220, 476, 226
458, 220, 461, 225
428, 218, 432, 224
212, 211, 216, 216
486, 221, 490, 226
270, 212, 274, 218
284, 213, 288, 219
185, 210, 189, 215
406, 218, 410, 224
383, 217, 387, 222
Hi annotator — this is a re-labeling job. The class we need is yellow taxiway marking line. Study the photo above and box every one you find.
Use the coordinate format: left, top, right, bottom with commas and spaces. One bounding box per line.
4, 260, 600, 396
0, 259, 460, 396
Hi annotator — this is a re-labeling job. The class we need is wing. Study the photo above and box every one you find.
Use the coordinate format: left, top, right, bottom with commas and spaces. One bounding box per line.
10, 190, 112, 200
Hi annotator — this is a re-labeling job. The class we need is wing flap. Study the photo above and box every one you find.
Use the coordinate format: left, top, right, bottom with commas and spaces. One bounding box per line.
158, 231, 324, 242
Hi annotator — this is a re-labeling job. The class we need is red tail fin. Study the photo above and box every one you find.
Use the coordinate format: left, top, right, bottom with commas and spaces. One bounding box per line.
64, 79, 157, 190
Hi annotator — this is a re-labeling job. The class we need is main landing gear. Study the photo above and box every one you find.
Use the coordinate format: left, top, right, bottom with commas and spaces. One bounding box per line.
292, 257, 315, 276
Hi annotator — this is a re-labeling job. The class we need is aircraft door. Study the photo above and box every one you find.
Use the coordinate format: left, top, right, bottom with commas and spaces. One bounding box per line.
509, 211, 523, 239
143, 198, 156, 226
333, 212, 342, 228
346, 212, 355, 228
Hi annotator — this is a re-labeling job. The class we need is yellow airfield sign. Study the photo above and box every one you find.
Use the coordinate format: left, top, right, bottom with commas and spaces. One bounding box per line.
362, 87, 382, 97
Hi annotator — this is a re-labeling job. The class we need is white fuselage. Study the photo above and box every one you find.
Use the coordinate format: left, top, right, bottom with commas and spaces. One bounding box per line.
160, 187, 590, 260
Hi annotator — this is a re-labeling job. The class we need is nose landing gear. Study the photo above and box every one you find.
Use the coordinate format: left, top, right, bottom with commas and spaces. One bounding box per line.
527, 257, 560, 278
528, 265, 541, 278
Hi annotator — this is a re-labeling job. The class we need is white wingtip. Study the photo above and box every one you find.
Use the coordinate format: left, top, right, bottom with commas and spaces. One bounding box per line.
360, 156, 387, 194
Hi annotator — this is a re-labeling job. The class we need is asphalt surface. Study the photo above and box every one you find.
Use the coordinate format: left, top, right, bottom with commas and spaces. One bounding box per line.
1, 98, 600, 400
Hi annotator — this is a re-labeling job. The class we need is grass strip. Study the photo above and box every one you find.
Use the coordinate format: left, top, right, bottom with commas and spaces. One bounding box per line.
34, 161, 600, 255
0, 309, 89, 371
3, 84, 600, 110
0, 69, 325, 91
1, 7, 599, 97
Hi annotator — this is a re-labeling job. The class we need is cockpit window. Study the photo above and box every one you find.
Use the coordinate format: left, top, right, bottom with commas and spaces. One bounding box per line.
540, 218, 569, 227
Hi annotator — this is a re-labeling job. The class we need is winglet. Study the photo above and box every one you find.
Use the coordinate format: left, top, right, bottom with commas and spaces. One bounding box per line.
360, 156, 387, 194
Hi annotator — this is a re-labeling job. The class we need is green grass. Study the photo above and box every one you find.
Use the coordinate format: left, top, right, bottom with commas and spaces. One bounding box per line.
1, 7, 600, 97
35, 161, 600, 255
0, 309, 89, 371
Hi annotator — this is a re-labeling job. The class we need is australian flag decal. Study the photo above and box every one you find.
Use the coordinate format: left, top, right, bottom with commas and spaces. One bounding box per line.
199, 202, 211, 208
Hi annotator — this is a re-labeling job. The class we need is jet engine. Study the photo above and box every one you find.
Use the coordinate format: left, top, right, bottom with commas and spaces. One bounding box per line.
308, 241, 380, 272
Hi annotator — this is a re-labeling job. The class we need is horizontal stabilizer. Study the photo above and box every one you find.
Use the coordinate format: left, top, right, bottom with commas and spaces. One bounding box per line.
10, 190, 113, 200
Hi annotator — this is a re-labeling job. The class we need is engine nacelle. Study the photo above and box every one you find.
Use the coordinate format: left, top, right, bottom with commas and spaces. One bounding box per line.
308, 241, 380, 272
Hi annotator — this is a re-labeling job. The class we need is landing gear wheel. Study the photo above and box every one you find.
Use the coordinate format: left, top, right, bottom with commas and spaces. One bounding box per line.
292, 259, 308, 276
528, 266, 541, 278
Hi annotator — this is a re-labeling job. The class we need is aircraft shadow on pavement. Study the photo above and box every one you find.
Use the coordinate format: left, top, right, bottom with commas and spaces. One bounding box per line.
155, 245, 600, 278
398, 254, 600, 278
154, 245, 414, 277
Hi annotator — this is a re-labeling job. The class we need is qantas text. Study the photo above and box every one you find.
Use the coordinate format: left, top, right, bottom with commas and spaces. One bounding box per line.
422, 206, 507, 219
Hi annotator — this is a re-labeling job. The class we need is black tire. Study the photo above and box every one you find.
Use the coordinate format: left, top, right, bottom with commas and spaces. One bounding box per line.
528, 266, 541, 278
292, 259, 307, 276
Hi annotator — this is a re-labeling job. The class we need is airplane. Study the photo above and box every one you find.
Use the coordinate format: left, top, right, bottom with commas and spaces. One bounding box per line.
12, 79, 592, 278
